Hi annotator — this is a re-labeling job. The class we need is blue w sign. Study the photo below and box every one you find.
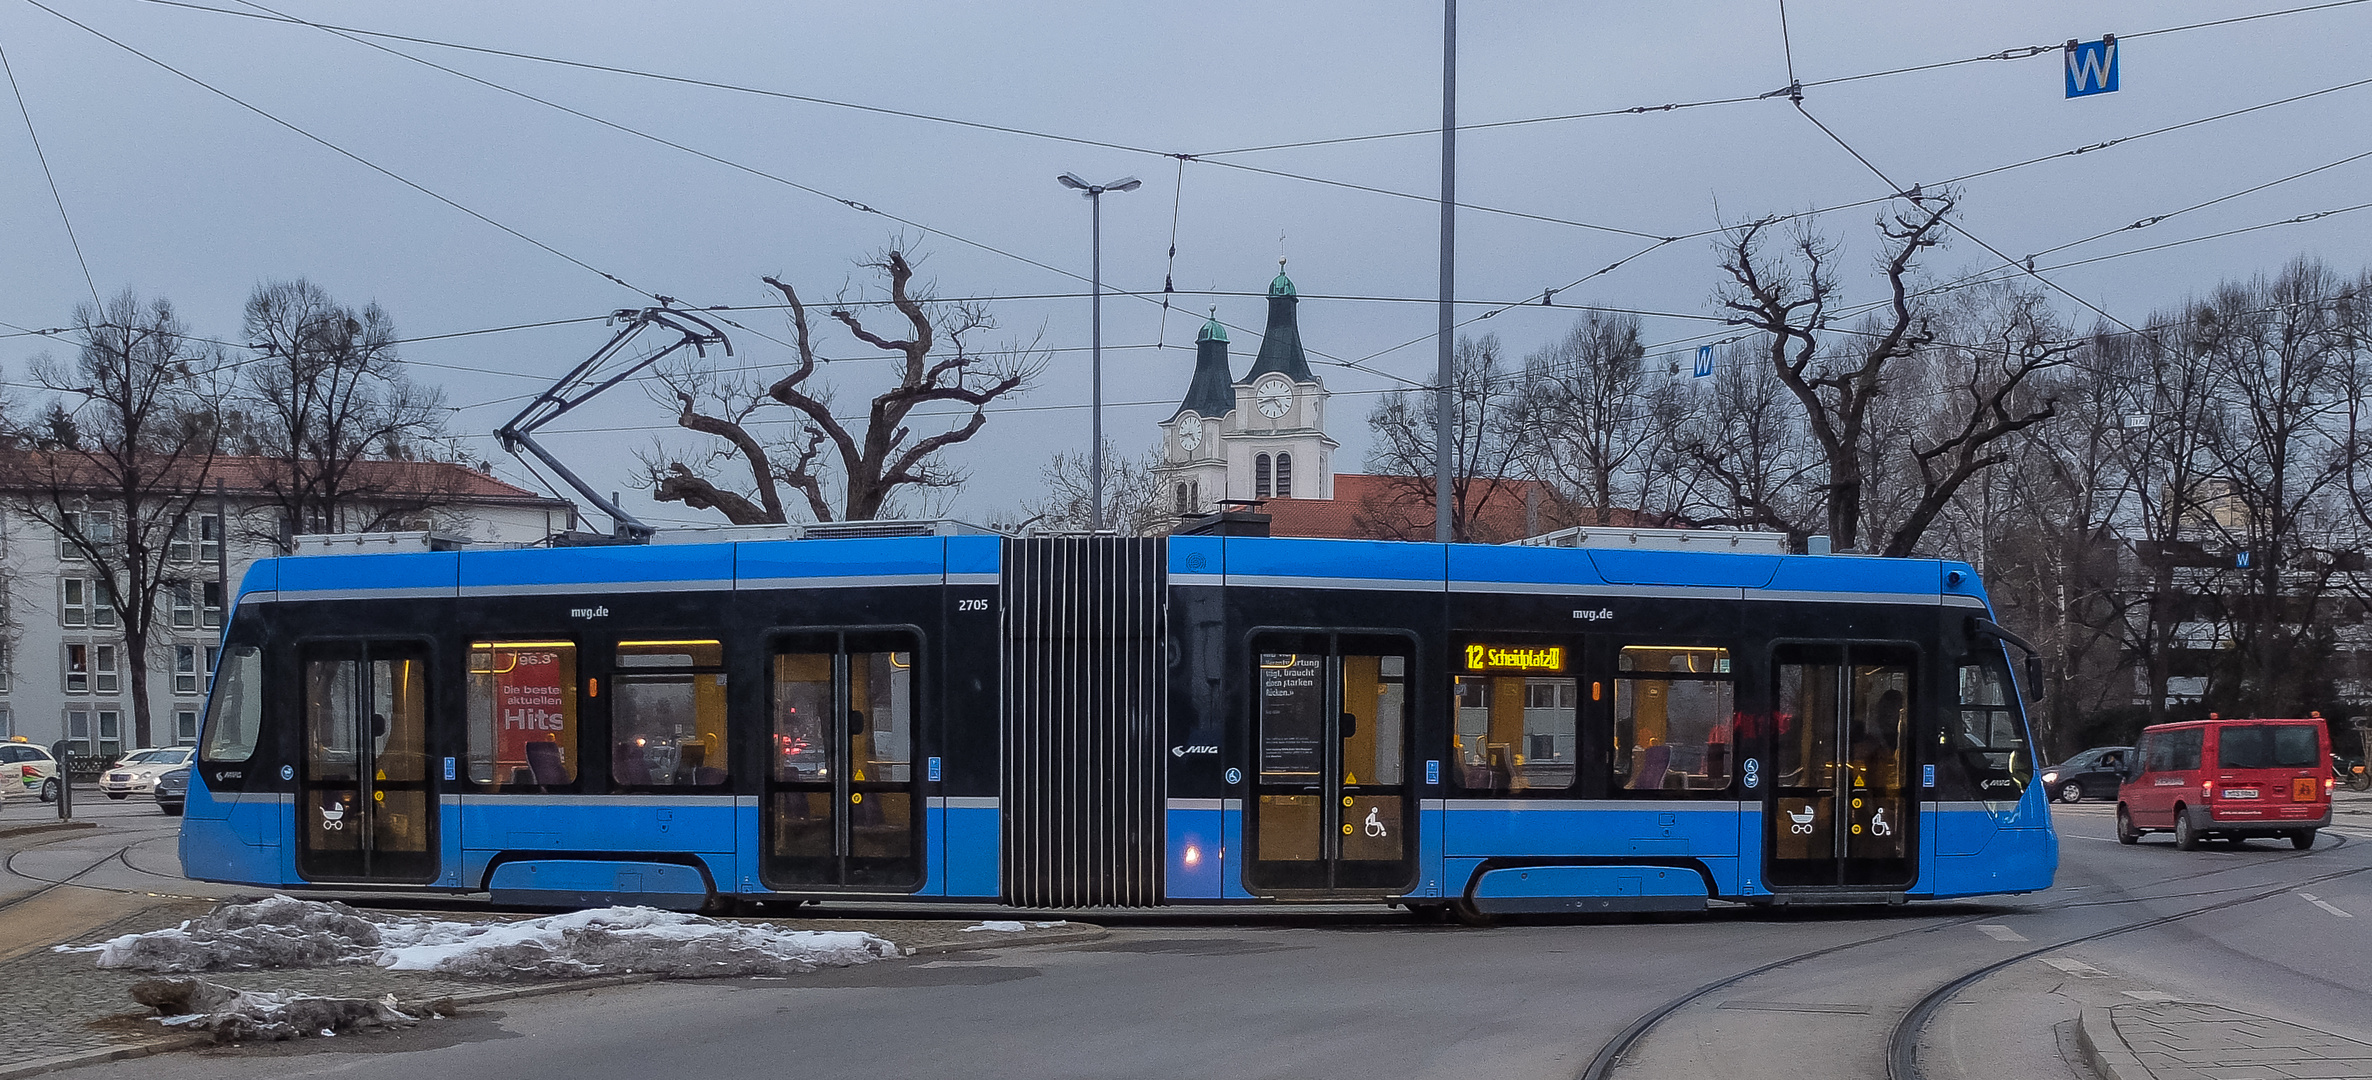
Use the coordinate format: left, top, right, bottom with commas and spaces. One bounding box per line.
2065, 36, 2118, 98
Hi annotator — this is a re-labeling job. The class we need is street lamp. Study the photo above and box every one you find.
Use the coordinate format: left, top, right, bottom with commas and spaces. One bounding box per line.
1057, 172, 1140, 532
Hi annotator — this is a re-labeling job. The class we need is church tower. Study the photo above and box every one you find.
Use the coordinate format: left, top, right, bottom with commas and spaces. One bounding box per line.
1155, 309, 1236, 517
1224, 261, 1336, 502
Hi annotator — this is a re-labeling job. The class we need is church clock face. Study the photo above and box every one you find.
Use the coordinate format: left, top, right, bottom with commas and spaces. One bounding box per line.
1176, 423, 1202, 452
1256, 379, 1291, 419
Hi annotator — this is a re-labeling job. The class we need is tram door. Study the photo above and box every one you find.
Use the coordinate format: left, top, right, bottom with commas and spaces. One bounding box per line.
763, 631, 923, 890
1246, 634, 1416, 893
296, 641, 436, 882
1766, 644, 1916, 889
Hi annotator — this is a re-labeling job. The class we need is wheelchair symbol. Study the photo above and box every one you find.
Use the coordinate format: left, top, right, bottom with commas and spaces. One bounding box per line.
1869, 808, 1892, 837
1363, 807, 1387, 838
1742, 759, 1760, 789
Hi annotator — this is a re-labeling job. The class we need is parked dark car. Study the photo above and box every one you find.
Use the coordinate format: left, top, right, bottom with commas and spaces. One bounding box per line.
2041, 745, 2133, 803
153, 766, 189, 816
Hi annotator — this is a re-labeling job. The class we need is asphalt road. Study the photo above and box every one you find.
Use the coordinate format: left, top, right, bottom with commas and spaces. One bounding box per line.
18, 795, 2372, 1080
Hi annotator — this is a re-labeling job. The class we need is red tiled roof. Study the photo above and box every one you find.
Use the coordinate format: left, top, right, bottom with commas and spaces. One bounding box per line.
0, 450, 564, 505
1257, 473, 1663, 543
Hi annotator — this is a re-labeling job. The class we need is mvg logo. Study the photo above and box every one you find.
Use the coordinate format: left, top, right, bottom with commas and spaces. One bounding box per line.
2065, 35, 2118, 98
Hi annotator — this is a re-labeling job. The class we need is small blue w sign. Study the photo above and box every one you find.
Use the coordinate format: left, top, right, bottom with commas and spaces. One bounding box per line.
2065, 36, 2118, 98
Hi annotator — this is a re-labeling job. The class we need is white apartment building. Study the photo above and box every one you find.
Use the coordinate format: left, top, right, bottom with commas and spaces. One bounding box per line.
0, 457, 571, 757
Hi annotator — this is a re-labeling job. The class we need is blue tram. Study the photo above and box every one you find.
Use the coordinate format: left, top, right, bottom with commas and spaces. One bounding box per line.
179, 531, 2057, 914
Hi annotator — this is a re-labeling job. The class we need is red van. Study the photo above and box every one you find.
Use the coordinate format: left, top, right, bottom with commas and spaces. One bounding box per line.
2117, 717, 2332, 850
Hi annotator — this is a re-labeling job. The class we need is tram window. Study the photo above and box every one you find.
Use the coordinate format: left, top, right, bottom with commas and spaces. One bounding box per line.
848, 650, 915, 784
466, 642, 579, 790
613, 640, 728, 788
1451, 674, 1576, 792
1258, 653, 1325, 784
1955, 655, 2031, 802
1613, 646, 1735, 794
198, 645, 263, 763
1341, 654, 1405, 786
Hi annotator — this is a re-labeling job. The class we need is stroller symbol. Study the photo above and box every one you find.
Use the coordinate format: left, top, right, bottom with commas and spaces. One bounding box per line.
320, 800, 348, 831
1869, 808, 1892, 837
1787, 805, 1816, 835
1363, 807, 1388, 838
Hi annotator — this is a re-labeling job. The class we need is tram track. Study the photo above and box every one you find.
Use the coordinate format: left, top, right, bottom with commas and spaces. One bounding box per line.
1579, 831, 2364, 1080
0, 821, 216, 910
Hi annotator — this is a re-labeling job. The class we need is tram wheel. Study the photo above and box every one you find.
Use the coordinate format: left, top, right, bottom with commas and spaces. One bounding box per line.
1407, 902, 1450, 924
1450, 899, 1498, 928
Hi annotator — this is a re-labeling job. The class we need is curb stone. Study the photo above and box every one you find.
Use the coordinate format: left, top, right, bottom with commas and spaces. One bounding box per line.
0, 1036, 214, 1080
2074, 1004, 2151, 1080
906, 923, 1107, 956
0, 821, 100, 840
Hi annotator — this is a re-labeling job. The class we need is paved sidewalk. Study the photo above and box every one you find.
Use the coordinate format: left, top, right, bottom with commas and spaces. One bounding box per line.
2082, 1001, 2372, 1080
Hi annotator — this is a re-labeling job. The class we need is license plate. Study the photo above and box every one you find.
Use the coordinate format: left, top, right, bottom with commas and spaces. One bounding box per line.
2224, 788, 2259, 799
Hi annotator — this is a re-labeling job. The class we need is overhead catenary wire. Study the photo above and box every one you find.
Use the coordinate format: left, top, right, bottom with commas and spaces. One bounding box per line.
20, 0, 658, 303
0, 39, 103, 312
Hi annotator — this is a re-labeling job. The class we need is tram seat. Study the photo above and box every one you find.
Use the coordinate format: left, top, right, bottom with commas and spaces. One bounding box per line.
525, 741, 569, 786
613, 744, 655, 787
1628, 745, 1672, 790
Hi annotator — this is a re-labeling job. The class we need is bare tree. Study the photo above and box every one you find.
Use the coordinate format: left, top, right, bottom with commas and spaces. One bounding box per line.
1514, 311, 1674, 524
2188, 258, 2361, 717
237, 279, 451, 546
3, 291, 219, 748
1363, 333, 1534, 542
1011, 441, 1172, 535
647, 249, 1041, 523
1666, 342, 1825, 546
1717, 198, 1950, 551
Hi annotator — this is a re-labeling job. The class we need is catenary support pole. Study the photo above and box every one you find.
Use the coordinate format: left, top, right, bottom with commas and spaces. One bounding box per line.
1434, 0, 1457, 544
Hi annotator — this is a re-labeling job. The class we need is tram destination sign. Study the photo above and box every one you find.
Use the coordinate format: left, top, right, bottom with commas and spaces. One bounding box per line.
1464, 644, 1566, 673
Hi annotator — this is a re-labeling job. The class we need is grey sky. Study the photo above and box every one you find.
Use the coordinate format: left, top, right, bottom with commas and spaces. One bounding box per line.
4, 1, 2368, 527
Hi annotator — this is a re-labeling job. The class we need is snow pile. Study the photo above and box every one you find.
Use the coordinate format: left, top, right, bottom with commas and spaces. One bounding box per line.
66, 895, 385, 972
131, 977, 417, 1042
958, 920, 1068, 933
69, 896, 900, 980
376, 906, 899, 979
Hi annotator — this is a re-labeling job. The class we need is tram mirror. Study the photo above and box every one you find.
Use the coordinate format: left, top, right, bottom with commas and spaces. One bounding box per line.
1339, 711, 1357, 739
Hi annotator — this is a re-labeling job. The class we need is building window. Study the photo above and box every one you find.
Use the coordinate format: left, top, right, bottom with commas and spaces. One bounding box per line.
1175, 482, 1189, 515
1256, 454, 1272, 498
169, 514, 224, 563
203, 581, 224, 629
62, 576, 117, 629
66, 708, 90, 756
1276, 453, 1293, 498
0, 706, 13, 739
171, 582, 197, 629
64, 644, 90, 694
176, 645, 201, 695
97, 709, 121, 760
206, 645, 220, 693
175, 709, 200, 746
58, 510, 115, 560
0, 642, 10, 695
1189, 479, 1199, 513
94, 644, 120, 695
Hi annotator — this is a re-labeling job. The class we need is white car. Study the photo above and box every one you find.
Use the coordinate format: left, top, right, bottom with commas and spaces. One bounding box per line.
1, 740, 61, 803
98, 747, 195, 799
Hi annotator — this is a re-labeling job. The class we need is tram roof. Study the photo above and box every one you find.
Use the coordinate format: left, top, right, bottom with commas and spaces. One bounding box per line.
233, 534, 1992, 611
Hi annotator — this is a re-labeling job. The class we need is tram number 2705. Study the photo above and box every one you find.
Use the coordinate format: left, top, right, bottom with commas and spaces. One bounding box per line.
956, 598, 991, 612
